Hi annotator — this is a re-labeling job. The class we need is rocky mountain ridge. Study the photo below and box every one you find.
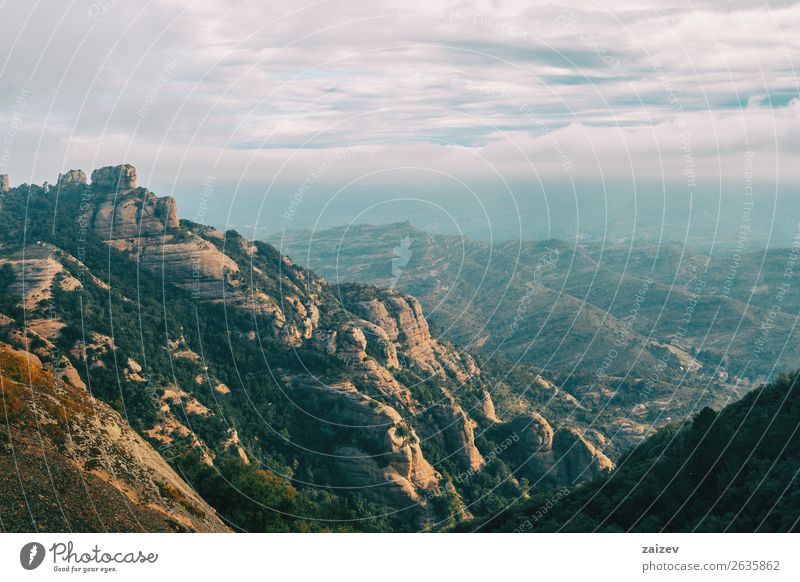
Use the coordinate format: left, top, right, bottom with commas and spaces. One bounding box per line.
0, 165, 613, 529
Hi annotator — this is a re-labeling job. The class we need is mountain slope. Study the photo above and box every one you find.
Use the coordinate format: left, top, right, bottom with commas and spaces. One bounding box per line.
469, 372, 800, 532
0, 342, 228, 532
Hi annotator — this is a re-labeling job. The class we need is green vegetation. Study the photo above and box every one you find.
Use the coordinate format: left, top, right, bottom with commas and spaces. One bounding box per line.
3, 182, 798, 533
470, 373, 800, 532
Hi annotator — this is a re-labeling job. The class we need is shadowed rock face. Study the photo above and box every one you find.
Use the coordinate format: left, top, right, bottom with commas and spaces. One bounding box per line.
0, 174, 8, 192
91, 164, 137, 189
500, 413, 613, 485
424, 402, 485, 471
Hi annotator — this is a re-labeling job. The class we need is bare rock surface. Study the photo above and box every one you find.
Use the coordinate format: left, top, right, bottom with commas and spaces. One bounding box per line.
57, 169, 87, 187
91, 164, 137, 190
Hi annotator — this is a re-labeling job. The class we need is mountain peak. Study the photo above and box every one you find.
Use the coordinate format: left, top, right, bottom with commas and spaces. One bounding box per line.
91, 163, 137, 190
57, 169, 87, 187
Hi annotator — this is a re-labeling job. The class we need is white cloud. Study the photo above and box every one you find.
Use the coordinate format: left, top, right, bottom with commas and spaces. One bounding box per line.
0, 0, 797, 188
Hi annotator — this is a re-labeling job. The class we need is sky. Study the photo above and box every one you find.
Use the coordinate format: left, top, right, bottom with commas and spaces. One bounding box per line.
0, 0, 798, 227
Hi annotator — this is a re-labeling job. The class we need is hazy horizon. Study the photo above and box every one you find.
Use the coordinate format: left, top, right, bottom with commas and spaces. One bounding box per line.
2, 1, 798, 244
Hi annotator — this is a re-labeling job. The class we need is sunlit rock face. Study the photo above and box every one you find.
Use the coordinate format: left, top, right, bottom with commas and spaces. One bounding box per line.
91, 164, 137, 190
57, 169, 87, 187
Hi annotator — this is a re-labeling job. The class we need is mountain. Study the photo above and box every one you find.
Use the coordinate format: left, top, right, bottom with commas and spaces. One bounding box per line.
468, 371, 800, 532
0, 165, 616, 531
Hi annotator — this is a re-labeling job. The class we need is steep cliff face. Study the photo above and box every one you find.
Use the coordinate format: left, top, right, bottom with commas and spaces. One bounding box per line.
292, 379, 440, 507
0, 343, 228, 532
342, 291, 479, 382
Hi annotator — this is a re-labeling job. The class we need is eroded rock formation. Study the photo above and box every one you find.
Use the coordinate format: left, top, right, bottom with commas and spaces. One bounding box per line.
91, 164, 137, 189
295, 379, 440, 507
57, 169, 87, 187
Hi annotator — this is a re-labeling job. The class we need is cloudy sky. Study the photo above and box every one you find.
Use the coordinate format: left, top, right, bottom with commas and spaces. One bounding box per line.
1, 0, 798, 193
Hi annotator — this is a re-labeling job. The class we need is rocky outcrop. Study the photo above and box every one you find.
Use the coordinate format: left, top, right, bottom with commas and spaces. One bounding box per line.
7, 322, 87, 390
502, 413, 613, 485
71, 332, 115, 369
85, 167, 244, 304
146, 388, 215, 467
1, 174, 8, 192
85, 166, 249, 306
57, 169, 87, 187
310, 323, 415, 406
424, 402, 484, 471
550, 427, 614, 483
223, 429, 249, 464
482, 390, 501, 423
295, 379, 440, 507
346, 291, 478, 382
93, 190, 179, 240
0, 244, 80, 310
91, 164, 137, 189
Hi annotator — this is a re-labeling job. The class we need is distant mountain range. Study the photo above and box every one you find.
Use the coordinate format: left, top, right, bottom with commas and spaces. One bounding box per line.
271, 222, 800, 383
